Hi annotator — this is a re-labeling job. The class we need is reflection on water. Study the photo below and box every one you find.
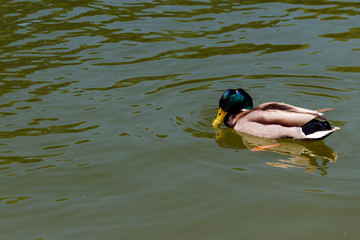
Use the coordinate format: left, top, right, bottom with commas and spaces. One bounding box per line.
319, 27, 360, 41
215, 128, 338, 175
0, 196, 31, 205
0, 121, 99, 139
0, 153, 63, 165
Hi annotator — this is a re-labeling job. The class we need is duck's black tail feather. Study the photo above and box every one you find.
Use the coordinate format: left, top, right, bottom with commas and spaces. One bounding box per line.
301, 119, 332, 135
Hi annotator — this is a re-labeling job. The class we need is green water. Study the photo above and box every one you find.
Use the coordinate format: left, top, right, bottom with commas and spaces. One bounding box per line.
1, 0, 359, 239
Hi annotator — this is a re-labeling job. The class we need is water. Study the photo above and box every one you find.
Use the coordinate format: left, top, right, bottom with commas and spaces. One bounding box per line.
1, 0, 359, 239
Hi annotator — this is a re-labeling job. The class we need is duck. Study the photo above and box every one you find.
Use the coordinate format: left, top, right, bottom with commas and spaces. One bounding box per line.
212, 88, 340, 140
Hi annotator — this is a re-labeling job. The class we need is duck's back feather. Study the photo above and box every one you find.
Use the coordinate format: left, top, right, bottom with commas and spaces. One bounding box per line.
229, 102, 338, 139
239, 102, 324, 127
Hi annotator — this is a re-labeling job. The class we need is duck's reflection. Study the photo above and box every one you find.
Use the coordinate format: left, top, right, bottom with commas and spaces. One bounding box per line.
216, 128, 338, 175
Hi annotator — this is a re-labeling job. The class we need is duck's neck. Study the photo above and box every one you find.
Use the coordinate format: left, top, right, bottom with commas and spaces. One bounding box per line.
224, 109, 244, 128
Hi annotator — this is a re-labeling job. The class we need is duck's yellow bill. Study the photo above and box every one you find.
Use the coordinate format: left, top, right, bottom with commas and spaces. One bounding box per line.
212, 108, 227, 128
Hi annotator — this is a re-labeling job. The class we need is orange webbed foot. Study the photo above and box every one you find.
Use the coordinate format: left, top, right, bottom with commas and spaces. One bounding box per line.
251, 143, 281, 151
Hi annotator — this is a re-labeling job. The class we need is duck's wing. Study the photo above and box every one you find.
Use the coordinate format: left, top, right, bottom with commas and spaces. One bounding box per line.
244, 102, 330, 127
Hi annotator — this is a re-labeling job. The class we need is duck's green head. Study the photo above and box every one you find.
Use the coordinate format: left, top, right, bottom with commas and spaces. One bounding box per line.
212, 88, 253, 128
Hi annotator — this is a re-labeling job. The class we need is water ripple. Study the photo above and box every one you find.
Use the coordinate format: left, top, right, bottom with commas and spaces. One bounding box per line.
0, 0, 359, 238
0, 122, 99, 139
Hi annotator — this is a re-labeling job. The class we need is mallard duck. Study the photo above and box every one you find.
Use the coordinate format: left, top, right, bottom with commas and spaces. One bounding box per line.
212, 88, 340, 140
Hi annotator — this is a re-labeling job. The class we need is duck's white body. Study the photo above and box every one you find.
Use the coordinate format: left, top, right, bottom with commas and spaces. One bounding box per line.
227, 102, 340, 139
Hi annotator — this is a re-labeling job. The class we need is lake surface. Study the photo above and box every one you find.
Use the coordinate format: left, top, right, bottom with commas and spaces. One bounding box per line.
1, 0, 360, 239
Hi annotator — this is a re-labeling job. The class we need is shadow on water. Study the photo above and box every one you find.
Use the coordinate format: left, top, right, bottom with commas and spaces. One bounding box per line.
215, 128, 338, 175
